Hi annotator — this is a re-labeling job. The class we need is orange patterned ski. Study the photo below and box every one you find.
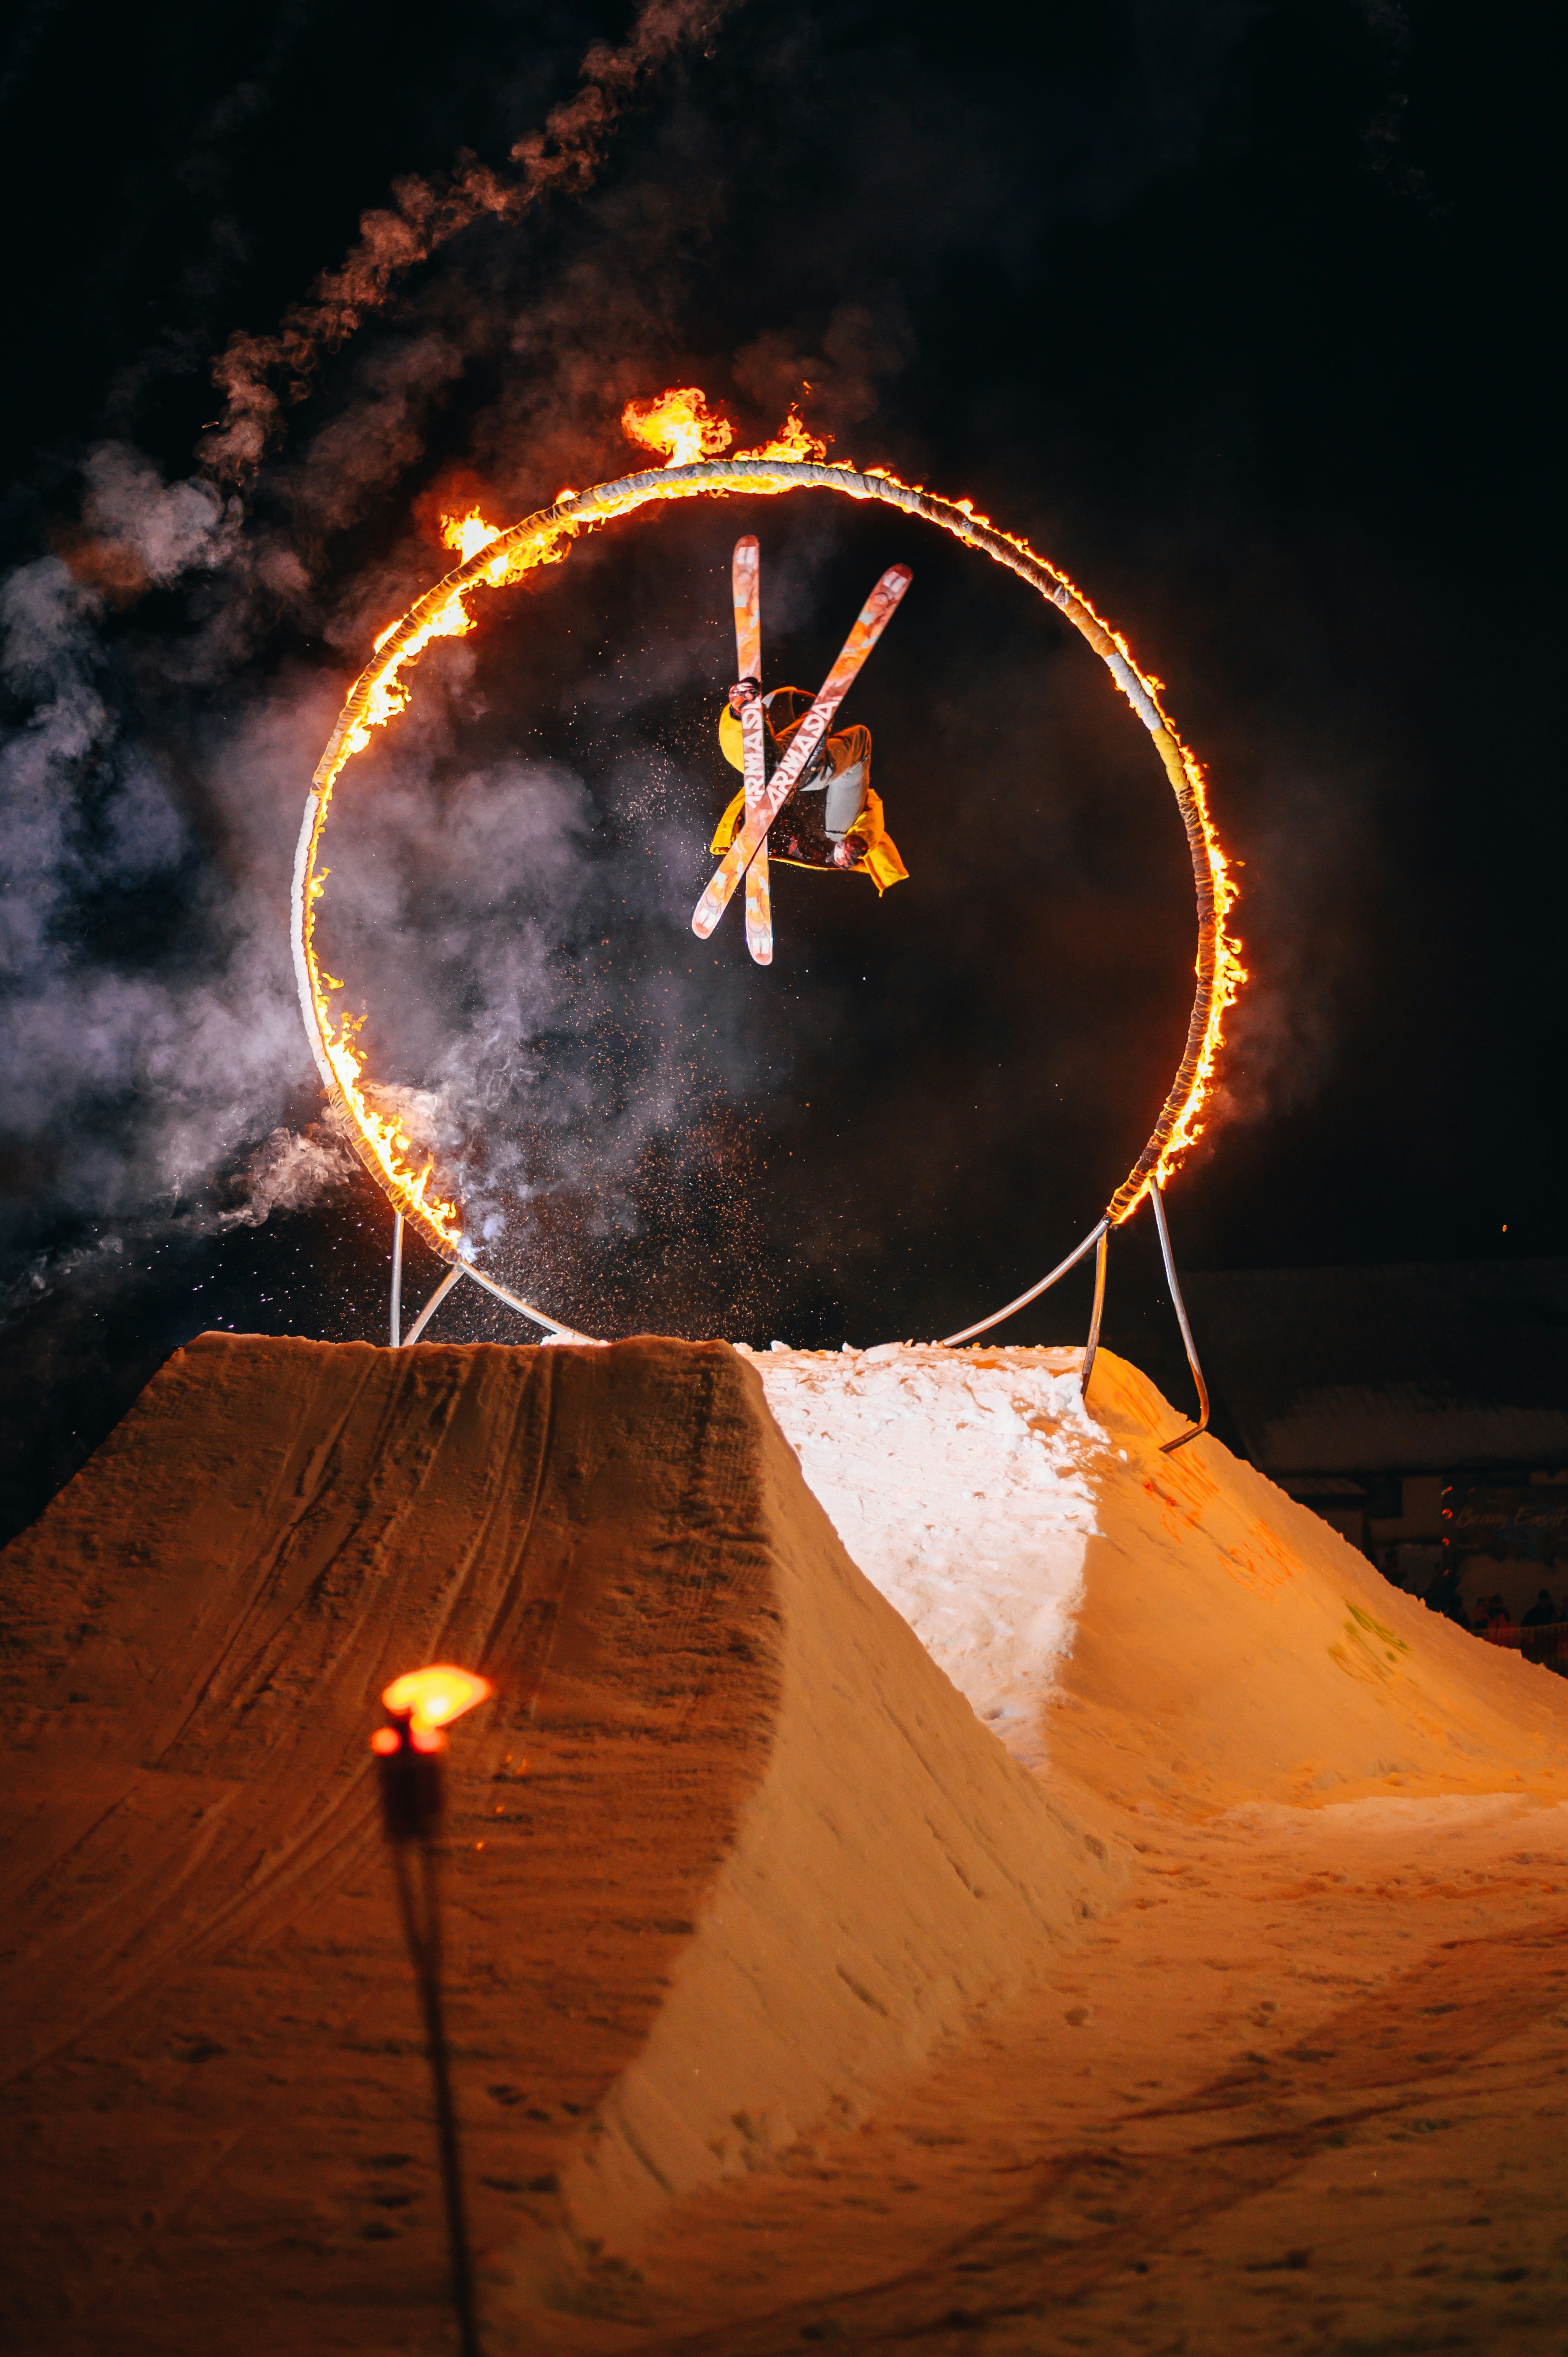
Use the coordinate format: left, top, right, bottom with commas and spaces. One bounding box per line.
693, 562, 912, 943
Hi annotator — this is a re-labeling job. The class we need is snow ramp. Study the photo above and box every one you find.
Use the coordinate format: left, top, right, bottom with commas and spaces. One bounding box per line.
754, 1342, 1568, 1815
1, 1333, 1111, 2340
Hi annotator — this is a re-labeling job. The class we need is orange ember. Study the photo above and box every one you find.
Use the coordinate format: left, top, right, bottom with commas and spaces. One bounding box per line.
382, 1664, 493, 1729
622, 385, 734, 467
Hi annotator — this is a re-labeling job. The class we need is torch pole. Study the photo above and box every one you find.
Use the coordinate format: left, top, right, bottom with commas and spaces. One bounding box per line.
390, 1212, 404, 1349
376, 1713, 483, 2357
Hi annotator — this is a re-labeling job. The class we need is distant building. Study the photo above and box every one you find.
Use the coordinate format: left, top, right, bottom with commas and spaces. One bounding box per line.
1183, 1261, 1568, 1617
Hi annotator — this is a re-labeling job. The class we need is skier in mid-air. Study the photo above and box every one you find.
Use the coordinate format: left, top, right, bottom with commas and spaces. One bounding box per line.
712, 678, 907, 891
693, 537, 911, 966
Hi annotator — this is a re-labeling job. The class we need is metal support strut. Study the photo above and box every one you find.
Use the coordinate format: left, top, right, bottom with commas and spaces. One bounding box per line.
402, 1264, 465, 1347
390, 1211, 404, 1348
939, 1218, 1110, 1349
1080, 1227, 1109, 1404
1150, 1178, 1210, 1454
395, 1252, 597, 1350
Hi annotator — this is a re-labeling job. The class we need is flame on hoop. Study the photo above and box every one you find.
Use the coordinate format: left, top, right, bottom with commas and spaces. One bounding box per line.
299, 499, 570, 1253
621, 385, 734, 467
736, 404, 830, 464
441, 507, 504, 565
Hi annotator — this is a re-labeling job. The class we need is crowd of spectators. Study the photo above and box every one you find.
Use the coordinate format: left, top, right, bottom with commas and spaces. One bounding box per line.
1422, 1573, 1565, 1654
1467, 1589, 1562, 1646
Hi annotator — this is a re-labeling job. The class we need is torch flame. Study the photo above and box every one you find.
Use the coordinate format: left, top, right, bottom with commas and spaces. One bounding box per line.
621, 385, 734, 468
382, 1664, 493, 1729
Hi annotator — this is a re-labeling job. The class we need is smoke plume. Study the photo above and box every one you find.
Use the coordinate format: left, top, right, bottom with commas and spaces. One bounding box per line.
0, 0, 767, 1318
201, 0, 739, 481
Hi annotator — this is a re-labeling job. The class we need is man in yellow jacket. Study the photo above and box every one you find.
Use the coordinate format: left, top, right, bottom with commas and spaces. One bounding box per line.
712, 680, 908, 894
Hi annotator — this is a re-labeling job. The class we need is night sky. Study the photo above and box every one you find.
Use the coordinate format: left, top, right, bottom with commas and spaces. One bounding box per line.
0, 0, 1557, 1536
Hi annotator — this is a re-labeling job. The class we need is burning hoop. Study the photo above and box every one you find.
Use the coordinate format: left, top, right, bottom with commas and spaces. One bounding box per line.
294, 443, 1244, 1391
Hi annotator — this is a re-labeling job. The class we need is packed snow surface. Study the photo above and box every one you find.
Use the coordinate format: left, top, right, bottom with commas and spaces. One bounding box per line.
748, 1342, 1098, 1771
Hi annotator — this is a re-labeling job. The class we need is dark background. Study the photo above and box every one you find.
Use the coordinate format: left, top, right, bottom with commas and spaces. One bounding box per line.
0, 0, 1557, 1537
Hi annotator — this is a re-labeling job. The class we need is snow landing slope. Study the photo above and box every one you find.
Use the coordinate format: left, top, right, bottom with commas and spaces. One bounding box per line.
750, 1341, 1568, 1815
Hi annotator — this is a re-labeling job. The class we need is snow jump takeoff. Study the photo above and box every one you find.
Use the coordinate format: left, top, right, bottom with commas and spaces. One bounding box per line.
692, 536, 910, 965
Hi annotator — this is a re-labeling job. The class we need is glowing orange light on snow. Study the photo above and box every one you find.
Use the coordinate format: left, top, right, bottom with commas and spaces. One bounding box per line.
382, 1665, 494, 1729
621, 385, 734, 467
370, 1718, 445, 1756
298, 386, 1244, 1265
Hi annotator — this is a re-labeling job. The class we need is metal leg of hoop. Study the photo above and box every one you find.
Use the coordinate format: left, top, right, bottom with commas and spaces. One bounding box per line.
401, 1263, 464, 1348
390, 1211, 404, 1348
396, 1254, 595, 1351
461, 1262, 596, 1343
940, 1217, 1110, 1348
1080, 1227, 1109, 1404
1150, 1180, 1210, 1454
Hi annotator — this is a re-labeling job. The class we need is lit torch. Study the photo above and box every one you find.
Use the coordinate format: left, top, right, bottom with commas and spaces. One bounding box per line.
371, 1665, 493, 2357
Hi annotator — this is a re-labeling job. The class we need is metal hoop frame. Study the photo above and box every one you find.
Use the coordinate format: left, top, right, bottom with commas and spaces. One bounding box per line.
295, 457, 1240, 1389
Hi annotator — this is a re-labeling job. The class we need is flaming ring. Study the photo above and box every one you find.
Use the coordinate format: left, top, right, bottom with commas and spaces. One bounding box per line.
295, 457, 1243, 1340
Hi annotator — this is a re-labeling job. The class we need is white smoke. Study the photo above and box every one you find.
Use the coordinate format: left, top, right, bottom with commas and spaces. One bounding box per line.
0, 472, 326, 1249
1, 0, 755, 1305
221, 1123, 359, 1227
80, 442, 239, 586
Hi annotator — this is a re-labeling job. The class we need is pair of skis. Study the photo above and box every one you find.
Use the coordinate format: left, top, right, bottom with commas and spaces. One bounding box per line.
692, 538, 913, 965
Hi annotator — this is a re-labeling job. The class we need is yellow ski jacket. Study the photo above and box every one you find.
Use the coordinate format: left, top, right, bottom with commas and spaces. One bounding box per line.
714, 690, 908, 895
